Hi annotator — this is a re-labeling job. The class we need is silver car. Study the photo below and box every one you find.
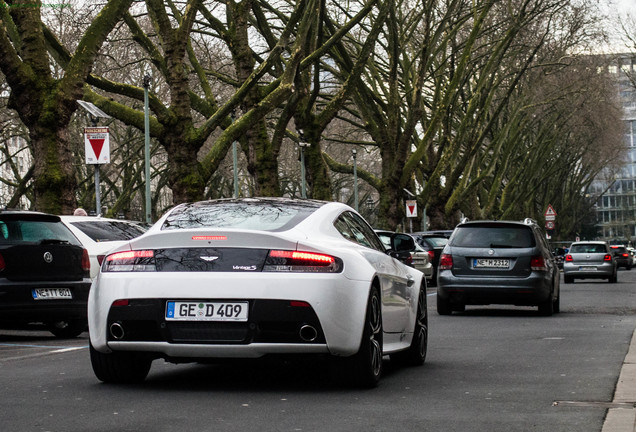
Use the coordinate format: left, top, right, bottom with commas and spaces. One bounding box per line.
563, 241, 617, 283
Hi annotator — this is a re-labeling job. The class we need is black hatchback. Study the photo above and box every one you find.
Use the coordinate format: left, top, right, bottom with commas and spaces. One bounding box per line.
437, 219, 560, 316
0, 211, 92, 337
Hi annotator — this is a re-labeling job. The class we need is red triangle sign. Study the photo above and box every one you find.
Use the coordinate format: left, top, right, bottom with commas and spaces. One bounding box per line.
89, 138, 105, 160
408, 204, 415, 214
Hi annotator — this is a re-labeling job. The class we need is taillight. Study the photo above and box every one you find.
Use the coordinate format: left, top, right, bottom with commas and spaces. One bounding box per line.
565, 255, 573, 262
406, 254, 414, 266
103, 250, 156, 272
622, 253, 629, 258
0, 253, 5, 271
263, 250, 342, 273
82, 249, 91, 272
439, 253, 453, 270
97, 255, 105, 265
427, 250, 435, 262
604, 254, 613, 261
530, 255, 547, 271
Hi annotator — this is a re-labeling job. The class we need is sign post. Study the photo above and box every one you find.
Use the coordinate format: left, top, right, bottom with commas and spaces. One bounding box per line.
84, 127, 111, 215
406, 200, 417, 233
544, 204, 557, 234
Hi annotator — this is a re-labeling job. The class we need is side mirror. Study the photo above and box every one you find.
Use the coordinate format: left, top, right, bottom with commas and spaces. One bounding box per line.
388, 233, 415, 264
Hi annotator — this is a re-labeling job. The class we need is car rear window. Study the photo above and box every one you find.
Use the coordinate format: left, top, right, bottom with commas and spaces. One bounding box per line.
0, 220, 80, 245
71, 221, 146, 242
450, 225, 535, 248
161, 199, 324, 232
570, 244, 607, 253
419, 237, 448, 248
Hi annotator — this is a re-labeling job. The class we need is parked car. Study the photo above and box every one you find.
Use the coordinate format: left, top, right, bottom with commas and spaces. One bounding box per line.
59, 216, 147, 278
609, 245, 633, 270
411, 231, 452, 287
437, 219, 560, 316
0, 210, 92, 337
563, 241, 617, 283
375, 230, 433, 284
88, 198, 427, 386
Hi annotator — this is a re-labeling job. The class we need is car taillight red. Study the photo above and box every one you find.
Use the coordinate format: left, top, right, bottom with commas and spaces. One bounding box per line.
439, 253, 453, 270
82, 248, 91, 272
565, 254, 573, 262
530, 255, 547, 271
604, 254, 613, 261
264, 250, 342, 273
103, 250, 156, 272
0, 253, 5, 271
427, 250, 435, 261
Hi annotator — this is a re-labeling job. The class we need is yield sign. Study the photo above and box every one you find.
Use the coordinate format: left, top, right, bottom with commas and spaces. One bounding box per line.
406, 200, 417, 218
84, 127, 110, 164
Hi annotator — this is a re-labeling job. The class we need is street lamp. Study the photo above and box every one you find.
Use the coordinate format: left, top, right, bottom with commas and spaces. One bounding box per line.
143, 73, 152, 224
298, 130, 310, 198
352, 149, 358, 212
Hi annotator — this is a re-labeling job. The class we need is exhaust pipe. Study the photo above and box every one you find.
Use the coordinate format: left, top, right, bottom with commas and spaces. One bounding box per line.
299, 324, 318, 342
109, 322, 125, 340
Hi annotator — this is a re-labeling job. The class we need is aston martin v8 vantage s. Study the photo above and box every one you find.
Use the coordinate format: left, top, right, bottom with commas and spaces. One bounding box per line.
88, 198, 428, 387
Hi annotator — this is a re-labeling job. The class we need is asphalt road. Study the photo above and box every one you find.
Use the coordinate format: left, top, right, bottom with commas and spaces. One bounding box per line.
1, 270, 636, 432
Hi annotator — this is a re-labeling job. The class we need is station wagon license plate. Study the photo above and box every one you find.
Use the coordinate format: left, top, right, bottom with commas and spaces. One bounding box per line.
32, 288, 72, 300
166, 301, 249, 322
473, 258, 510, 269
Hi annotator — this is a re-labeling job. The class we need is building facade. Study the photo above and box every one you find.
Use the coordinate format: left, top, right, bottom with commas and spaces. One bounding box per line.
593, 54, 636, 242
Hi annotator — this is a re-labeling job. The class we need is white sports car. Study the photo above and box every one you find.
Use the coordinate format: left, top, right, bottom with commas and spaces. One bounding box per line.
88, 198, 427, 387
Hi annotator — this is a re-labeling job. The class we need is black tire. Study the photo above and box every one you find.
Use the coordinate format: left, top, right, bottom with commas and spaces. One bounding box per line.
345, 287, 383, 388
48, 319, 87, 338
610, 271, 618, 283
564, 275, 573, 284
391, 289, 428, 367
553, 290, 560, 314
538, 291, 554, 316
90, 344, 152, 384
437, 293, 452, 315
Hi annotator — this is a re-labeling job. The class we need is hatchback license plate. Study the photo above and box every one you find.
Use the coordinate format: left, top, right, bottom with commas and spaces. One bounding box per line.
474, 258, 510, 269
32, 288, 72, 300
166, 301, 248, 322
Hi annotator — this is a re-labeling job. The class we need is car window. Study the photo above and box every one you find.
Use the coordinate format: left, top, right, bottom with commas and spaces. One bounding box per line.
570, 244, 607, 253
0, 220, 80, 245
419, 237, 448, 248
71, 221, 146, 242
162, 200, 322, 232
334, 212, 385, 252
451, 225, 535, 248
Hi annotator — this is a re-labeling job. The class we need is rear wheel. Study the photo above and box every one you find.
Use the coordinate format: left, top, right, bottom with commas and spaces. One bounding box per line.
90, 344, 152, 384
564, 275, 573, 284
48, 319, 86, 338
609, 270, 618, 283
344, 287, 383, 387
437, 293, 452, 315
538, 292, 554, 316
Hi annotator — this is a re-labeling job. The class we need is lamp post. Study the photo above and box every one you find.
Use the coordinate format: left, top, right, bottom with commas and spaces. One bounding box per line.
352, 149, 358, 212
298, 131, 310, 198
143, 74, 152, 224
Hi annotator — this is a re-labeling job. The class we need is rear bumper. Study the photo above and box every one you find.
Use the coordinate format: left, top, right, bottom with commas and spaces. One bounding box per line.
563, 262, 615, 279
437, 271, 552, 306
0, 279, 91, 324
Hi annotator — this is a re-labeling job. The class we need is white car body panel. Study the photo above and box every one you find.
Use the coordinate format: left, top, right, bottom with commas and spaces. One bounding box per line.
89, 200, 423, 360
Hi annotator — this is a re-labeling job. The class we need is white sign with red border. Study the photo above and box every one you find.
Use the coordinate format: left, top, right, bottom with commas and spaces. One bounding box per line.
544, 204, 557, 221
84, 127, 110, 164
406, 200, 417, 218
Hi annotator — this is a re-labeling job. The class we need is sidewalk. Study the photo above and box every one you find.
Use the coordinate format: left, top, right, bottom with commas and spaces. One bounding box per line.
602, 329, 636, 432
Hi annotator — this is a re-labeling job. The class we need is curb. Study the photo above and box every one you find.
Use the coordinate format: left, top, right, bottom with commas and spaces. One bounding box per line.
602, 329, 636, 432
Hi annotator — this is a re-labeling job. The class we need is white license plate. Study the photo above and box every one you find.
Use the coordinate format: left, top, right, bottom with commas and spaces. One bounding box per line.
32, 288, 72, 300
579, 266, 597, 271
166, 301, 249, 322
474, 258, 510, 269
